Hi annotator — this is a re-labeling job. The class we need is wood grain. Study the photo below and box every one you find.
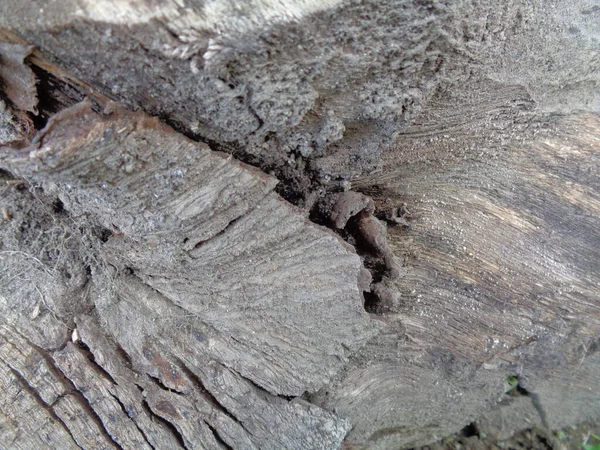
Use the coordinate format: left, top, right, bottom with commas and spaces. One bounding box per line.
0, 102, 378, 449
317, 111, 600, 449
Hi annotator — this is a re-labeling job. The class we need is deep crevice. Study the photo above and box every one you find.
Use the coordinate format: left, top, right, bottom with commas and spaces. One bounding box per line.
113, 341, 134, 370
92, 224, 114, 243
0, 168, 16, 180
27, 61, 108, 131
460, 422, 479, 437
505, 375, 530, 397
28, 64, 87, 130
26, 347, 124, 450
513, 383, 530, 397
149, 98, 393, 318
22, 37, 393, 344
5, 363, 84, 449
142, 399, 188, 449
52, 197, 66, 214
13, 337, 124, 449
108, 391, 156, 450
363, 291, 381, 314
58, 376, 124, 449
204, 420, 235, 450
161, 114, 327, 211
147, 373, 185, 396
176, 361, 244, 428
25, 43, 394, 321
73, 340, 117, 386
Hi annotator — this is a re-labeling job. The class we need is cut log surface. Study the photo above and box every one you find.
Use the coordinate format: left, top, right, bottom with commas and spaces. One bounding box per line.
321, 112, 600, 449
0, 102, 378, 449
0, 0, 600, 449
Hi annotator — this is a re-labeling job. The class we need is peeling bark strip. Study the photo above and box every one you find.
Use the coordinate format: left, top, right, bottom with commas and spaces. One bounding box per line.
1, 101, 378, 448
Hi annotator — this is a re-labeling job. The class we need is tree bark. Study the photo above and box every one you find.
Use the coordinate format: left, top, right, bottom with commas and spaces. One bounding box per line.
0, 1, 599, 449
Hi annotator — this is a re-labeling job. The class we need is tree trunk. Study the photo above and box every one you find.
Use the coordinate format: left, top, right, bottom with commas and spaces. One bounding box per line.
0, 1, 599, 449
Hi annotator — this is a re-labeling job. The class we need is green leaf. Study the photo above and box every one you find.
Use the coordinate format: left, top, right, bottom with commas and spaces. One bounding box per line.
582, 444, 600, 450
504, 375, 520, 393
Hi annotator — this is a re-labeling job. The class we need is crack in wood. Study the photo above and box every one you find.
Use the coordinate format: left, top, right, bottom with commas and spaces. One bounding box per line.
113, 341, 134, 370
190, 213, 244, 250
224, 334, 296, 401
108, 391, 156, 450
528, 391, 551, 430
72, 341, 118, 386
204, 419, 235, 450
245, 84, 265, 133
48, 391, 72, 407
187, 189, 274, 253
0, 331, 121, 449
3, 362, 83, 449
176, 360, 247, 430
234, 364, 295, 401
45, 352, 125, 450
146, 373, 185, 396
141, 399, 187, 450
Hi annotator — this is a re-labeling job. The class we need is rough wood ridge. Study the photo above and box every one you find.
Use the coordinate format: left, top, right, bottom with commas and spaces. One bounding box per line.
0, 101, 379, 449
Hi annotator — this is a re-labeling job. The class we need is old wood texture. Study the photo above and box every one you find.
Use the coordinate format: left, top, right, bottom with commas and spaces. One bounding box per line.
0, 42, 37, 147
323, 110, 600, 449
0, 103, 377, 449
0, 0, 599, 449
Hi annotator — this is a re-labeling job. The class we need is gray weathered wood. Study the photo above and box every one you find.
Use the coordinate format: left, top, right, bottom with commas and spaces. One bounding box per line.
1, 0, 599, 448
0, 100, 376, 449
322, 110, 600, 449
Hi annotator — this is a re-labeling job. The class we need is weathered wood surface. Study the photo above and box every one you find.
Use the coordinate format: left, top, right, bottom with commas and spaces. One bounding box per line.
0, 0, 599, 449
0, 102, 377, 449
2, 0, 598, 192
316, 110, 600, 448
0, 42, 37, 147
